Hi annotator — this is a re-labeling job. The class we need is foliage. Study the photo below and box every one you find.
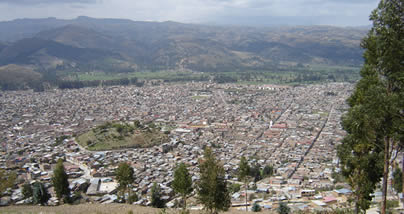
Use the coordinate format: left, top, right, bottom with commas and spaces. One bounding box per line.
249, 164, 262, 182
238, 156, 250, 211
116, 162, 135, 203
72, 190, 82, 202
331, 169, 345, 184
385, 200, 399, 209
77, 121, 169, 151
52, 159, 70, 201
238, 156, 250, 181
228, 183, 241, 193
22, 183, 33, 199
377, 200, 400, 214
0, 169, 16, 197
393, 167, 402, 193
251, 202, 262, 212
32, 182, 50, 205
197, 147, 231, 214
127, 193, 138, 204
151, 182, 165, 208
262, 165, 274, 178
337, 0, 404, 213
277, 202, 291, 214
172, 163, 193, 210
54, 135, 69, 146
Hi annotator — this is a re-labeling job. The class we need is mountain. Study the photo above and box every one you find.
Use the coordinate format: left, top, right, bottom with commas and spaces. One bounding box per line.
0, 37, 123, 67
0, 64, 42, 90
0, 16, 368, 88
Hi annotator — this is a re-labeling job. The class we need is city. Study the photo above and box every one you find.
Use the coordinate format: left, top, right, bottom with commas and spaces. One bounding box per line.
0, 82, 363, 212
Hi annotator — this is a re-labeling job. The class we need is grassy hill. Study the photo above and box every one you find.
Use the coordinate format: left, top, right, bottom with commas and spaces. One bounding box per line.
77, 122, 170, 151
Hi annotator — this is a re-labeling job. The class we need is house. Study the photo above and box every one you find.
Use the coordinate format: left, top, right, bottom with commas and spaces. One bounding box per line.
323, 196, 338, 206
301, 189, 316, 197
87, 178, 101, 195
333, 188, 352, 196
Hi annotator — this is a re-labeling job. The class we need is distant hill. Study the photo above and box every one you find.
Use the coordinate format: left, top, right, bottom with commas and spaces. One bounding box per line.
0, 42, 6, 52
0, 37, 124, 67
0, 64, 42, 90
0, 17, 368, 90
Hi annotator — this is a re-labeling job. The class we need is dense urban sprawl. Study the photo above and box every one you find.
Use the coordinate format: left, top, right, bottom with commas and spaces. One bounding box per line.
1, 82, 371, 211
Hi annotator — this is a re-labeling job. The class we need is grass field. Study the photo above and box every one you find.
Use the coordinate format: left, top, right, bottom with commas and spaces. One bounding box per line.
76, 122, 169, 151
69, 64, 360, 86
75, 70, 208, 82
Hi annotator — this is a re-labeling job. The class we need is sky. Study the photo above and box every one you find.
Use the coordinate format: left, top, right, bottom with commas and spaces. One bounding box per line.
0, 0, 379, 26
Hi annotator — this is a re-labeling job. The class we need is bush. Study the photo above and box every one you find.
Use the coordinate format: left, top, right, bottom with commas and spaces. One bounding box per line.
386, 200, 399, 209
127, 193, 138, 204
228, 183, 241, 193
151, 182, 165, 208
252, 202, 262, 212
22, 183, 33, 199
277, 202, 290, 214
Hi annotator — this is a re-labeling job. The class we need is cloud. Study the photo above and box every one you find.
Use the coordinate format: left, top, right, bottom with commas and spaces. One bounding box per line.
0, 0, 380, 26
0, 0, 99, 5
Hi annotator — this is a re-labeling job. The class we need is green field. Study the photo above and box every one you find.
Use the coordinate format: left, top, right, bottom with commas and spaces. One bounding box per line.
76, 121, 169, 151
74, 70, 209, 82
67, 63, 360, 85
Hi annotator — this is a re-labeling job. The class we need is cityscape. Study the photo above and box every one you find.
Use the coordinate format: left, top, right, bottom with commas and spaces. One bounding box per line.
1, 82, 370, 212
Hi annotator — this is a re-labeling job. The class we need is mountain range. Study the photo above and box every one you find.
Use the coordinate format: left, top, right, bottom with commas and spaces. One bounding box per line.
0, 16, 368, 73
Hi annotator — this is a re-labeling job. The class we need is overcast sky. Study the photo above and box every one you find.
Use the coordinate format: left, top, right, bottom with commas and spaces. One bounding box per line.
0, 0, 379, 26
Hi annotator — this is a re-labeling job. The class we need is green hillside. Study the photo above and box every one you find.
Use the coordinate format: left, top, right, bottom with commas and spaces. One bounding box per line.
77, 121, 170, 151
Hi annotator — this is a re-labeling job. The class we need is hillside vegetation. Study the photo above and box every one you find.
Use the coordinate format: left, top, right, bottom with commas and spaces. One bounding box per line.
0, 17, 367, 90
77, 121, 170, 151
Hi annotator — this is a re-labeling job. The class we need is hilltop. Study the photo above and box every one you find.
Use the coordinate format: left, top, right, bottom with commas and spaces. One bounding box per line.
76, 121, 170, 151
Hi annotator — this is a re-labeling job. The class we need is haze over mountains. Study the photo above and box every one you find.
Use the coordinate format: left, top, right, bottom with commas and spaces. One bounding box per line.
0, 16, 368, 75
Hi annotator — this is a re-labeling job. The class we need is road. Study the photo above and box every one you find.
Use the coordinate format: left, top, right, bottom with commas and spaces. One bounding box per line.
287, 105, 334, 179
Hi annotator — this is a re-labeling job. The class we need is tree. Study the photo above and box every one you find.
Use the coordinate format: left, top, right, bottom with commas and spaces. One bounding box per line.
277, 202, 290, 214
249, 164, 261, 183
228, 183, 241, 193
393, 167, 402, 193
337, 0, 404, 214
52, 159, 70, 202
22, 183, 33, 199
197, 147, 231, 214
262, 165, 274, 178
32, 182, 50, 205
116, 162, 135, 203
238, 156, 250, 211
251, 202, 261, 212
0, 169, 16, 197
337, 106, 384, 213
172, 163, 193, 211
151, 182, 165, 208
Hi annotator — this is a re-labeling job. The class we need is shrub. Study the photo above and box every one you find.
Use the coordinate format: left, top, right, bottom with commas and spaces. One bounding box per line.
252, 202, 262, 212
